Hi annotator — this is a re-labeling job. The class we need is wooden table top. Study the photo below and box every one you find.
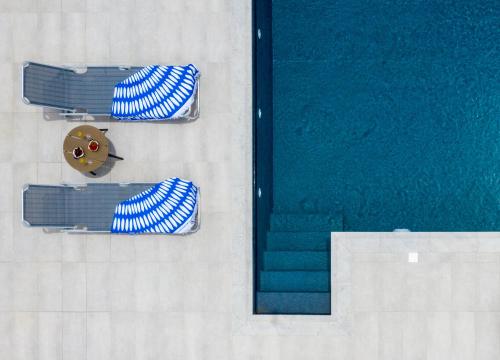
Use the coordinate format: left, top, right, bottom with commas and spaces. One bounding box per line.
63, 125, 109, 173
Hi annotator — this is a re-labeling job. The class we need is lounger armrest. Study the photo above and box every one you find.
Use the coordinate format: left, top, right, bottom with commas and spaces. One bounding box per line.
62, 64, 87, 74
65, 225, 89, 233
43, 224, 93, 233
60, 108, 89, 117
42, 226, 78, 233
60, 183, 87, 190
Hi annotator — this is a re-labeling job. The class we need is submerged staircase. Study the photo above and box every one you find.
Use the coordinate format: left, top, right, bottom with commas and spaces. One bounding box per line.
256, 212, 343, 315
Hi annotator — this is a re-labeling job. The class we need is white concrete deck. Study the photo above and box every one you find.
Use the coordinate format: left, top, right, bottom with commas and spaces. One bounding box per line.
0, 0, 499, 359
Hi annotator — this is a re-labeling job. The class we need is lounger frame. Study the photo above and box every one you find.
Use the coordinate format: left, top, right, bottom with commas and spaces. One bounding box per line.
22, 183, 200, 235
21, 61, 200, 121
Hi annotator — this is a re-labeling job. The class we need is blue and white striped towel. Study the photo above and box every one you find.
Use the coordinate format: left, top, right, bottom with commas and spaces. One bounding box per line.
111, 65, 199, 120
111, 178, 199, 234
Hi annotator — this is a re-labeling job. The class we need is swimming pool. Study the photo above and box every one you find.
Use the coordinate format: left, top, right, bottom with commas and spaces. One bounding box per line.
253, 0, 500, 314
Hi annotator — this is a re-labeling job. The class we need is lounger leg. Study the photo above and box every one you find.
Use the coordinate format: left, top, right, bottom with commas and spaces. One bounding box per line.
108, 153, 124, 160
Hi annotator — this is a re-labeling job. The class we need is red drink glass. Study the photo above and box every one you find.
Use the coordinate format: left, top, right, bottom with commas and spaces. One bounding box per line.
88, 140, 99, 152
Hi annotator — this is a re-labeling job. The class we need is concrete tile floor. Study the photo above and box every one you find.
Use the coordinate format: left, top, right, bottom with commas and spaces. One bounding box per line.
343, 232, 500, 360
0, 0, 499, 359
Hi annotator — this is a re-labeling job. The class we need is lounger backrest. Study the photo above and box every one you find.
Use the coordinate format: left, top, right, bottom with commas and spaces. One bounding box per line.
22, 63, 74, 110
22, 62, 140, 114
23, 185, 72, 227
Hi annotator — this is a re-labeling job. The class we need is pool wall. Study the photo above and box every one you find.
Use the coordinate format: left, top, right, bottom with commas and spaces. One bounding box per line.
252, 0, 273, 314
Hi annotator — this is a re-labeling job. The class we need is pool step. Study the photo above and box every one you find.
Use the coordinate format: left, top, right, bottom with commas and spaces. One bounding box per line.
259, 271, 330, 292
270, 213, 343, 232
266, 231, 330, 251
256, 212, 338, 314
263, 251, 329, 271
256, 292, 331, 315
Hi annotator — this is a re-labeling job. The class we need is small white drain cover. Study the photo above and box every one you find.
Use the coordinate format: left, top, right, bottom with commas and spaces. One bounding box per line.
408, 252, 418, 263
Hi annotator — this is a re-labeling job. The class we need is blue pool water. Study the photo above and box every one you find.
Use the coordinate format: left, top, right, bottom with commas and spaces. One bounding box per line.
253, 0, 499, 315
272, 0, 500, 231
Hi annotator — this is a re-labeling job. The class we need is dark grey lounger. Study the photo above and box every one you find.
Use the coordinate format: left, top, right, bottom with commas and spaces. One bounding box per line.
22, 183, 200, 233
21, 62, 199, 119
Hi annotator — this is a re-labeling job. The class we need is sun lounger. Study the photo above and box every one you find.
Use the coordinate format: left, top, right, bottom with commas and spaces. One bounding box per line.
22, 179, 199, 234
21, 62, 200, 121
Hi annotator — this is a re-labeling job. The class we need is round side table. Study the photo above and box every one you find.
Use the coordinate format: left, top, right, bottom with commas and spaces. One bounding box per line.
63, 125, 109, 174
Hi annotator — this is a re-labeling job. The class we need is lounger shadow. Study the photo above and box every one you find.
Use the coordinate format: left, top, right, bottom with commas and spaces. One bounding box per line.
21, 62, 200, 121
